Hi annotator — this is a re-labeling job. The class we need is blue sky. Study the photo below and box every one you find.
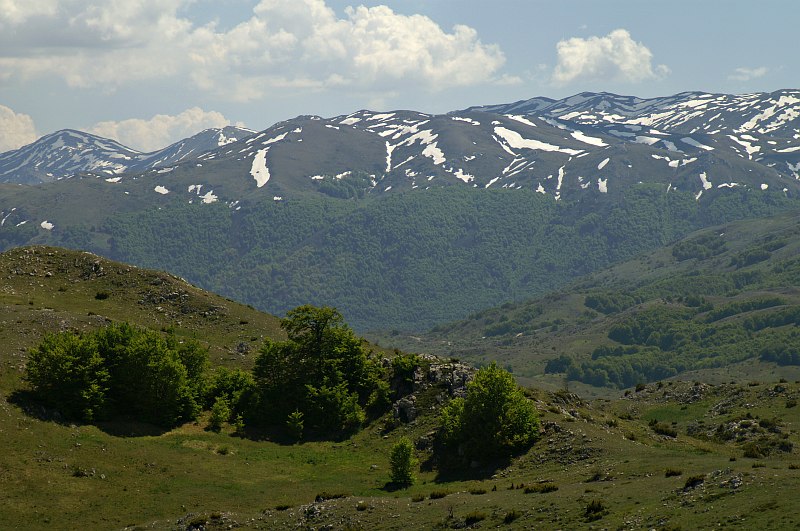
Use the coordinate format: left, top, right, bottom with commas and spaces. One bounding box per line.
0, 0, 796, 152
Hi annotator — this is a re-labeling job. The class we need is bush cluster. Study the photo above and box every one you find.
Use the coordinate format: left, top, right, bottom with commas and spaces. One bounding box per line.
26, 323, 208, 427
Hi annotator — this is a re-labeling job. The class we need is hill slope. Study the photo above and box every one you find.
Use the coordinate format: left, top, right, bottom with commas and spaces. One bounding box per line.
1, 248, 799, 529
376, 209, 800, 391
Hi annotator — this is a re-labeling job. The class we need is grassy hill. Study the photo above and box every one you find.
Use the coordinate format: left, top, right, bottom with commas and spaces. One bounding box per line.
2, 247, 800, 529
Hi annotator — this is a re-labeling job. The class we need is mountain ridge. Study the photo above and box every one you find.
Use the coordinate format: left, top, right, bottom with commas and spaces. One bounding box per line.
0, 125, 256, 184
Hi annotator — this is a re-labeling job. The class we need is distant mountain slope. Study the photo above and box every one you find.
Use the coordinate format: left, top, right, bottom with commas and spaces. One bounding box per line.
377, 209, 800, 388
0, 91, 798, 332
1, 91, 798, 202
466, 89, 800, 137
0, 125, 255, 183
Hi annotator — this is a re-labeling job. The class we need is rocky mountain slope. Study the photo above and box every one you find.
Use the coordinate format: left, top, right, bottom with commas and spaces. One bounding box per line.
0, 125, 255, 184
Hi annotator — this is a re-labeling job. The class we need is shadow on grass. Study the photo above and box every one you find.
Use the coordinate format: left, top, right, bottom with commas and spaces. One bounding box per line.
421, 451, 514, 483
382, 481, 414, 492
8, 389, 169, 437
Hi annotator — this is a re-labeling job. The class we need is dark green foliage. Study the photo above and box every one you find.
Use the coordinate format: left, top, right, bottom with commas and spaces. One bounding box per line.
650, 420, 678, 438
250, 305, 385, 437
544, 354, 573, 374
503, 510, 522, 524
438, 363, 539, 464
89, 186, 797, 332
389, 437, 417, 486
286, 410, 304, 441
683, 475, 705, 490
207, 367, 255, 411
392, 353, 421, 386
26, 323, 208, 427
665, 469, 682, 477
428, 490, 448, 499
524, 483, 558, 493
704, 297, 786, 323
585, 291, 638, 314
208, 397, 231, 432
26, 332, 109, 421
672, 233, 726, 261
584, 499, 608, 521
731, 248, 771, 268
562, 294, 800, 387
464, 510, 486, 525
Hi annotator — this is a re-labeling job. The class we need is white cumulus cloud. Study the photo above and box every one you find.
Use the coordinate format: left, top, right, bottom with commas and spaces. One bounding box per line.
728, 66, 768, 82
552, 29, 669, 86
0, 105, 39, 152
0, 0, 505, 99
88, 107, 235, 152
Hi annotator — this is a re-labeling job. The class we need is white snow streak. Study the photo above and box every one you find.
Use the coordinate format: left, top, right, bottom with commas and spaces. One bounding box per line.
494, 127, 582, 155
154, 185, 169, 194
506, 115, 538, 128
699, 172, 712, 190
422, 143, 446, 165
681, 137, 714, 151
250, 149, 270, 187
570, 130, 607, 147
597, 157, 610, 170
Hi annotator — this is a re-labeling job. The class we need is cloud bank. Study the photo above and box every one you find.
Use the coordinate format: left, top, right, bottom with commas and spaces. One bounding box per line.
552, 29, 669, 86
0, 105, 39, 152
728, 66, 768, 82
88, 107, 236, 152
0, 0, 506, 100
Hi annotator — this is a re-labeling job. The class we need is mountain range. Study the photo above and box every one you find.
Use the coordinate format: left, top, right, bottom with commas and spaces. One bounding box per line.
0, 125, 255, 184
0, 90, 798, 331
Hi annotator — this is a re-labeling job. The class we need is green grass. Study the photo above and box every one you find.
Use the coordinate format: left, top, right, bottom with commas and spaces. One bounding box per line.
2, 247, 800, 529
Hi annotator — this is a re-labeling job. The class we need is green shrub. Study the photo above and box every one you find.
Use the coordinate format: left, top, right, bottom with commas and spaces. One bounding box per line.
438, 363, 539, 465
665, 468, 682, 477
250, 306, 384, 437
208, 397, 231, 432
524, 483, 558, 493
743, 442, 764, 459
411, 493, 425, 502
464, 511, 486, 525
389, 437, 417, 486
683, 475, 705, 490
584, 499, 608, 521
503, 510, 522, 524
286, 410, 304, 441
429, 490, 448, 499
26, 323, 208, 427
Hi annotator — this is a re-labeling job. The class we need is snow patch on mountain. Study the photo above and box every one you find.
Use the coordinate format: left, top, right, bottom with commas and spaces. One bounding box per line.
570, 130, 607, 147
250, 149, 270, 187
682, 137, 714, 151
494, 127, 582, 155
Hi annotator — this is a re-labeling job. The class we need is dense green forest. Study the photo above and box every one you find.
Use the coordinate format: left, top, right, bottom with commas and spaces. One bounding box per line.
69, 185, 794, 332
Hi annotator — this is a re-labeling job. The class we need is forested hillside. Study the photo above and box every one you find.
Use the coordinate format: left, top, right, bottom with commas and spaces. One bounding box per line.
87, 186, 794, 331
383, 209, 800, 390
